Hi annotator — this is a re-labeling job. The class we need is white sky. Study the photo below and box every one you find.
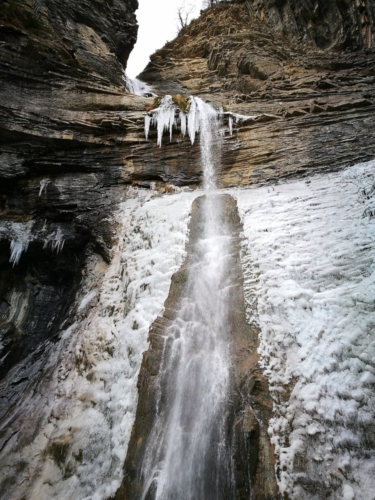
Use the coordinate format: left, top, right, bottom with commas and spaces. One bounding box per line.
127, 0, 203, 78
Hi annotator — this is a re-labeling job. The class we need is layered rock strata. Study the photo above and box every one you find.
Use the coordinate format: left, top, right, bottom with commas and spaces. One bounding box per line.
140, 0, 375, 186
0, 0, 141, 378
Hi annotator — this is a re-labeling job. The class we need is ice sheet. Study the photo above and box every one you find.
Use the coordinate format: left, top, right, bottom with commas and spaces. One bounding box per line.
235, 161, 375, 499
0, 189, 197, 500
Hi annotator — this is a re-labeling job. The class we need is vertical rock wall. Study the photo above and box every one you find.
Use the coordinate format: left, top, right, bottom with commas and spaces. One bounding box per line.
0, 0, 139, 378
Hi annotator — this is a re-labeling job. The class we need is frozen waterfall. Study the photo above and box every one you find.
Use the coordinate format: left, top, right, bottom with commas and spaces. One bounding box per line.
144, 94, 250, 148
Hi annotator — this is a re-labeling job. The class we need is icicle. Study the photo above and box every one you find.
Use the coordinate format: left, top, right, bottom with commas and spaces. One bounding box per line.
180, 111, 187, 137
145, 115, 151, 139
229, 116, 233, 135
169, 105, 175, 143
43, 227, 65, 254
10, 240, 23, 266
187, 97, 198, 145
39, 179, 50, 196
0, 221, 33, 266
9, 235, 31, 266
52, 228, 65, 254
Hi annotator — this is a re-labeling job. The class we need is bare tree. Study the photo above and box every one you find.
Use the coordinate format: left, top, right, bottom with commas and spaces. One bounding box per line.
176, 2, 196, 32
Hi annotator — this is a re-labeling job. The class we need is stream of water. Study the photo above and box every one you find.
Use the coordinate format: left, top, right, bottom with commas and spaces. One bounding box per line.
139, 98, 235, 499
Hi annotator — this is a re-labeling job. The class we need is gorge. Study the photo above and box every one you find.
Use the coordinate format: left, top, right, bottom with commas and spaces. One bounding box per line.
0, 0, 375, 499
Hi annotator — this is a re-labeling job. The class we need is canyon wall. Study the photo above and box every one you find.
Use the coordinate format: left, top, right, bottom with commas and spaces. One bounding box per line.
0, 0, 141, 378
141, 0, 375, 186
1, 0, 375, 498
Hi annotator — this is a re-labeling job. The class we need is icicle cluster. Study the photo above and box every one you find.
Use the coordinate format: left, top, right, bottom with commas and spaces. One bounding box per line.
145, 96, 185, 147
145, 95, 254, 147
43, 227, 65, 254
145, 95, 220, 147
0, 220, 66, 267
0, 221, 34, 266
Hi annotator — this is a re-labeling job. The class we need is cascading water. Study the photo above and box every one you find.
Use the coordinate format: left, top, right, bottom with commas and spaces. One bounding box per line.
136, 97, 236, 499
123, 72, 156, 97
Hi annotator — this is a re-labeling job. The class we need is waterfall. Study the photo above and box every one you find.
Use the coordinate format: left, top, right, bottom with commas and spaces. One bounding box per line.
2, 88, 373, 500
123, 72, 155, 97
138, 97, 235, 499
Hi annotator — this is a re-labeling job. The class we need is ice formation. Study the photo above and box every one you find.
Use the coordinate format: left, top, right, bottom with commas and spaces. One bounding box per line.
43, 227, 65, 254
228, 116, 233, 135
145, 95, 181, 147
0, 189, 197, 500
235, 160, 375, 499
39, 178, 50, 196
145, 95, 255, 146
0, 221, 34, 266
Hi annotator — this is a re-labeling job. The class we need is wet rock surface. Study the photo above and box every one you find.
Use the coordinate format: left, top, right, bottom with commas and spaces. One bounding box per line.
118, 195, 279, 500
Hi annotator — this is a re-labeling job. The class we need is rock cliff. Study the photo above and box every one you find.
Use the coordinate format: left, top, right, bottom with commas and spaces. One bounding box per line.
140, 0, 375, 186
0, 0, 375, 498
0, 0, 142, 377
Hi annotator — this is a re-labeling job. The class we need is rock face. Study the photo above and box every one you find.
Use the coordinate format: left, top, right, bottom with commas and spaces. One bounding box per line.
1, 0, 375, 498
140, 0, 375, 186
0, 0, 142, 377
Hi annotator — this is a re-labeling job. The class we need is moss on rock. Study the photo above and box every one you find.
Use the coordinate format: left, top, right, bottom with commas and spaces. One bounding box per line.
172, 94, 190, 113
48, 441, 70, 468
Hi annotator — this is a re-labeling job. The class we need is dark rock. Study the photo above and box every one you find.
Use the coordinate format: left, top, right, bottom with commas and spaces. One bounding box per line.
0, 0, 140, 378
